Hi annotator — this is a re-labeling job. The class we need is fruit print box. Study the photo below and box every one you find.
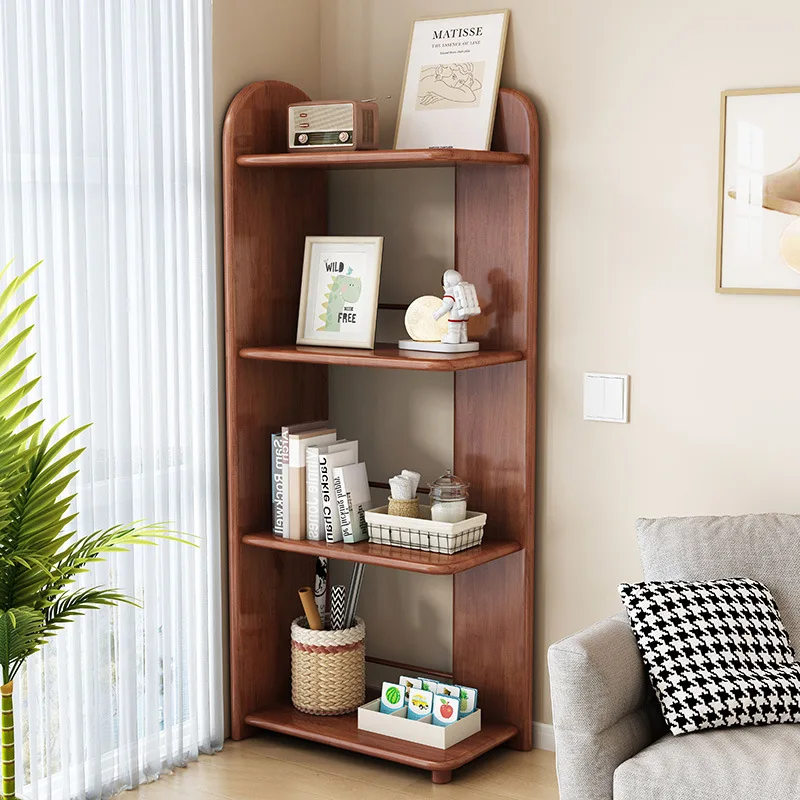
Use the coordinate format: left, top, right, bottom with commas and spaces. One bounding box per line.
357, 699, 482, 749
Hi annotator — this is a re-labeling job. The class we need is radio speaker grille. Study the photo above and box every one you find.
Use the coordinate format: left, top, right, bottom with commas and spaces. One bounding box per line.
361, 109, 375, 146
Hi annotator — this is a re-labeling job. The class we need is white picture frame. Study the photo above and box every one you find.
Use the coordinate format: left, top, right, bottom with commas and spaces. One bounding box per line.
394, 10, 510, 151
716, 86, 800, 295
296, 236, 384, 349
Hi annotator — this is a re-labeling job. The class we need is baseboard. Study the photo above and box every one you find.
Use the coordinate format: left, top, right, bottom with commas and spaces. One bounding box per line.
533, 721, 555, 752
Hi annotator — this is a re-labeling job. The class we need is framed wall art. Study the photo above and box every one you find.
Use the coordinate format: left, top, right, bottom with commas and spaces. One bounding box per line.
717, 86, 800, 294
296, 236, 383, 349
394, 10, 509, 151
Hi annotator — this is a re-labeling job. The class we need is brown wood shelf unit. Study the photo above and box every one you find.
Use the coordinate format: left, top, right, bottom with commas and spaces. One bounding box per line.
237, 147, 526, 169
223, 79, 539, 784
239, 343, 524, 371
242, 532, 522, 575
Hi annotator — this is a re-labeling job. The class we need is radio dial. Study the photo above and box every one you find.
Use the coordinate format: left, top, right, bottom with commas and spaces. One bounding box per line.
298, 133, 309, 144
338, 131, 349, 142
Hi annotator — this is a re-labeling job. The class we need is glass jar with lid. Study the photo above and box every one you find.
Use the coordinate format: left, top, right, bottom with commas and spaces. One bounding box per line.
428, 470, 469, 523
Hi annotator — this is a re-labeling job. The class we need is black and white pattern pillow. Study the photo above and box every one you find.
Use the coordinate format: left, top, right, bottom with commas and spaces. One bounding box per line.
619, 577, 800, 735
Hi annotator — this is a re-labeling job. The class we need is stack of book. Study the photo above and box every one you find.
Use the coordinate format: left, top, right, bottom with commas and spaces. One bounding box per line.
271, 421, 374, 543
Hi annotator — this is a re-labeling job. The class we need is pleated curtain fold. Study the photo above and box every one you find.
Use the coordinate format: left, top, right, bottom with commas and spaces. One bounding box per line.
0, 2, 223, 798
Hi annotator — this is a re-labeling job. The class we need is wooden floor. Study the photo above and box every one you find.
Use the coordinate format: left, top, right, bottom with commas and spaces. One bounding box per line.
125, 734, 559, 800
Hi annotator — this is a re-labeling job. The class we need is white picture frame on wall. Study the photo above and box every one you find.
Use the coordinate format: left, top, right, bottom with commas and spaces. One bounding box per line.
296, 236, 383, 349
394, 10, 510, 151
717, 86, 800, 295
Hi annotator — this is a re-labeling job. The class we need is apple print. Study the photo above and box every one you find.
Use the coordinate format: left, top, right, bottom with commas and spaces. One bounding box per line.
439, 698, 454, 719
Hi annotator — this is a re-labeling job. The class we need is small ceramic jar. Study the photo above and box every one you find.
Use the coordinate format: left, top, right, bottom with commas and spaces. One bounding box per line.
428, 470, 469, 523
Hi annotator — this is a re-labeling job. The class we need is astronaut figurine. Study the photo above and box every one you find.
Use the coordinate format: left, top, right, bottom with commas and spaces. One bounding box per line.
432, 270, 481, 345
398, 270, 481, 353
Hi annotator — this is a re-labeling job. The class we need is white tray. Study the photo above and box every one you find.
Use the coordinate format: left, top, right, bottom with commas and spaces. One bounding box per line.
364, 505, 487, 555
357, 699, 482, 749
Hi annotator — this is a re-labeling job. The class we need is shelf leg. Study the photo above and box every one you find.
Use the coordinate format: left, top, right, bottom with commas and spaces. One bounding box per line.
431, 770, 452, 784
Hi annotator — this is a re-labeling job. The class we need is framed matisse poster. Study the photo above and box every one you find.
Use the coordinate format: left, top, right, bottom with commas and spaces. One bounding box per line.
296, 237, 383, 349
394, 10, 509, 151
717, 87, 800, 294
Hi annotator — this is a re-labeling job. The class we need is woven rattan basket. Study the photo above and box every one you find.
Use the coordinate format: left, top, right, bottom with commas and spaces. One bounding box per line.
291, 615, 366, 716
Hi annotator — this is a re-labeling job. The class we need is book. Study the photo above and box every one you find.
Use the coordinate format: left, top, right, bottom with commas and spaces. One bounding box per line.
333, 471, 350, 540
286, 426, 337, 539
319, 444, 359, 543
271, 433, 284, 536
281, 421, 330, 540
306, 439, 355, 541
333, 461, 373, 544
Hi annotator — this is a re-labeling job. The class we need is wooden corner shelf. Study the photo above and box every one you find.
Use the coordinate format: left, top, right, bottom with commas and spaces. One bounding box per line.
223, 80, 539, 784
239, 343, 524, 372
242, 533, 522, 575
245, 703, 518, 776
237, 148, 526, 170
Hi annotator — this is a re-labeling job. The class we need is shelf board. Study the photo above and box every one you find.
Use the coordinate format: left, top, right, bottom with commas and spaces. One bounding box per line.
236, 148, 526, 170
242, 533, 521, 575
239, 344, 524, 372
245, 704, 517, 772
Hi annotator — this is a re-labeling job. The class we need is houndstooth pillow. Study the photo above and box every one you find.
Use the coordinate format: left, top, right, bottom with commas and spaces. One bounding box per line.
619, 577, 800, 735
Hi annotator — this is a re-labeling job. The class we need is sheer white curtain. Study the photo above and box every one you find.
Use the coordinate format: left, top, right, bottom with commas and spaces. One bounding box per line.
0, 2, 223, 799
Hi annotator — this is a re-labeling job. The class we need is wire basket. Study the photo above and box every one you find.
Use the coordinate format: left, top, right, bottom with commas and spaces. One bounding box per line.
291, 615, 365, 716
364, 505, 487, 555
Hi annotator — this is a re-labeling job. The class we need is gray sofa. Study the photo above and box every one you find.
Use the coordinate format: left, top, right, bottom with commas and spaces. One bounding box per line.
548, 514, 800, 800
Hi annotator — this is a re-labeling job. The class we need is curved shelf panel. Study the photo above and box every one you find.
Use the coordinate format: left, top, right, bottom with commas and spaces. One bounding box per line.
242, 532, 522, 575
237, 148, 526, 170
246, 704, 518, 773
239, 344, 524, 372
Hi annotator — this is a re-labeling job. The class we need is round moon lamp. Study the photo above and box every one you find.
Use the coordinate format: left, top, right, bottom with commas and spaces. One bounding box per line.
399, 278, 481, 354
403, 296, 448, 342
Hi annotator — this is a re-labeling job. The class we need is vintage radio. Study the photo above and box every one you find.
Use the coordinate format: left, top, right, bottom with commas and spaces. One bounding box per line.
288, 101, 379, 151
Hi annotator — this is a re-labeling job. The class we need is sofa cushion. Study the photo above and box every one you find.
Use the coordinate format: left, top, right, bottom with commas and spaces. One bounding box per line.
619, 577, 800, 735
613, 724, 800, 800
637, 514, 800, 650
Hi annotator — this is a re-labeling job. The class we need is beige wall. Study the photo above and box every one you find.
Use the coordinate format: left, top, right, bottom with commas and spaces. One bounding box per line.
319, 0, 800, 725
213, 0, 321, 735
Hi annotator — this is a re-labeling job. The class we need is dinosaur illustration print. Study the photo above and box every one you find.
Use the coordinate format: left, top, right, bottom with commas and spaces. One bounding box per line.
318, 272, 363, 332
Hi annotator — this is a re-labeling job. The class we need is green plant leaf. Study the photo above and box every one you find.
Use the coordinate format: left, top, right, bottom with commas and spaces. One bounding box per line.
0, 355, 36, 398
0, 607, 45, 682
0, 326, 35, 375
0, 261, 40, 319
0, 296, 37, 344
0, 377, 40, 418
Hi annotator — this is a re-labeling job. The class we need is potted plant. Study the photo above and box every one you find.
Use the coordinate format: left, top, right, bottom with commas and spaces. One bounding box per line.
0, 262, 185, 800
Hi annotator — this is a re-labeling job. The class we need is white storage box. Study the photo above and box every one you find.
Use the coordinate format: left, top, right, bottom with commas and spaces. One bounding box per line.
357, 699, 482, 749
364, 505, 487, 555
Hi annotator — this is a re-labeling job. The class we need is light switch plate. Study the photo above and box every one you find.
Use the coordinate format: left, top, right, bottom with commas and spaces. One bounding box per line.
583, 373, 629, 423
